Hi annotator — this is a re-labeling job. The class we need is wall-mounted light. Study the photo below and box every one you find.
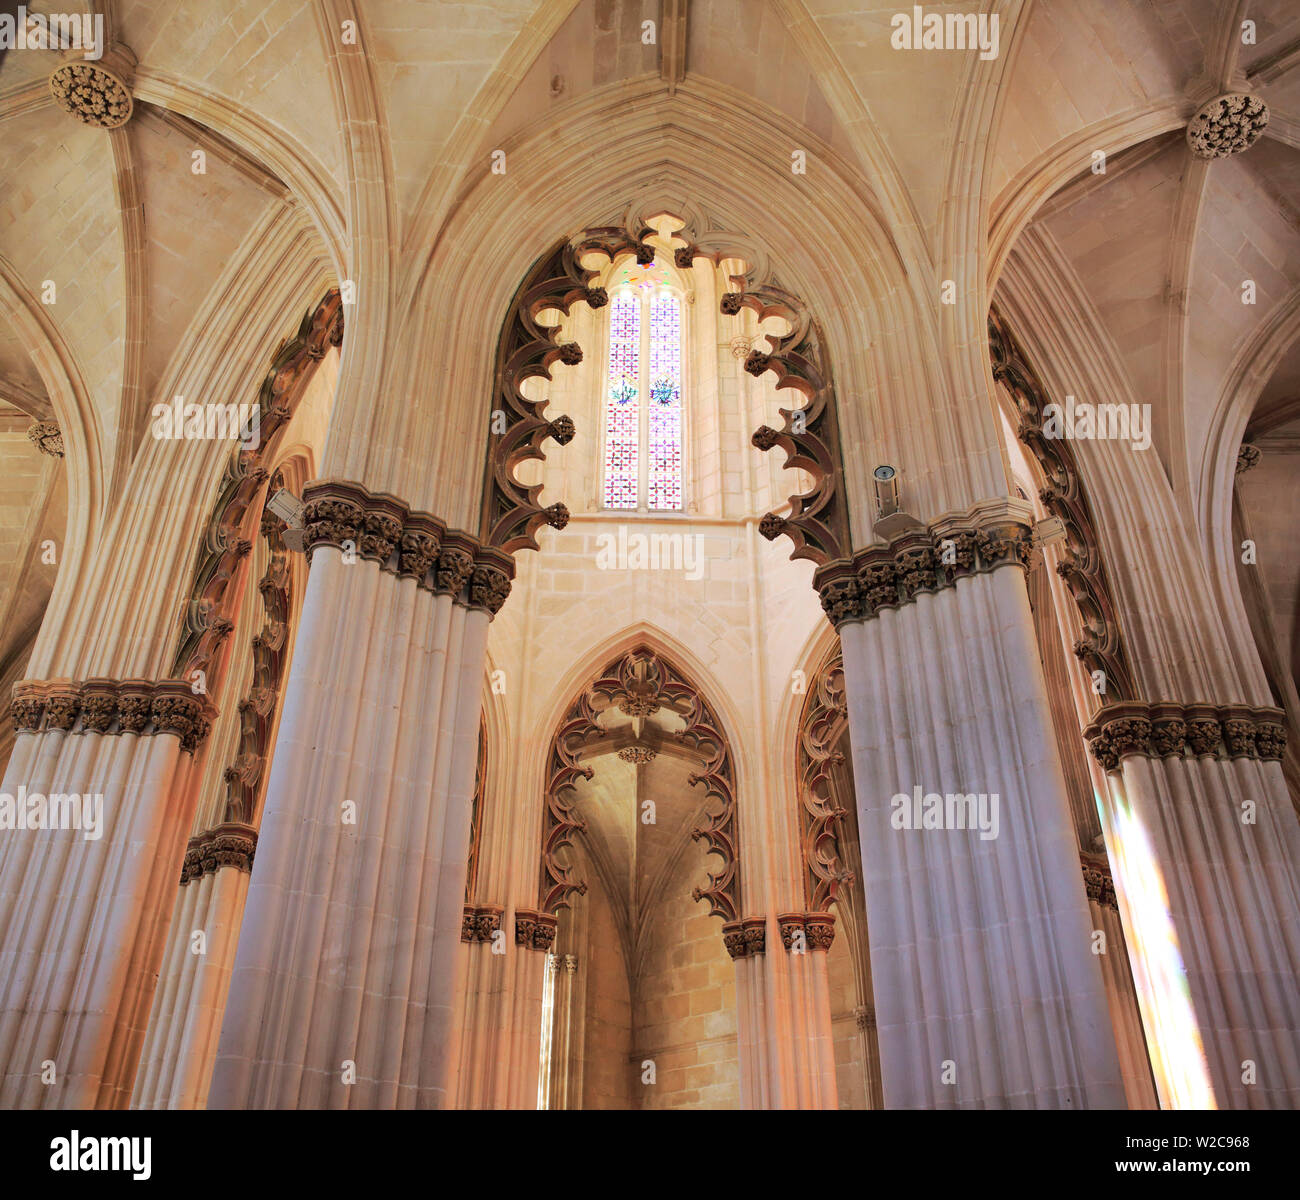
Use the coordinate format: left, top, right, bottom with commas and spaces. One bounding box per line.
873, 464, 899, 518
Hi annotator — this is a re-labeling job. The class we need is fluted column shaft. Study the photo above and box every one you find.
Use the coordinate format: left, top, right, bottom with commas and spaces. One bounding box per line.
1099, 752, 1300, 1108
0, 718, 198, 1107
208, 546, 491, 1107
839, 565, 1125, 1107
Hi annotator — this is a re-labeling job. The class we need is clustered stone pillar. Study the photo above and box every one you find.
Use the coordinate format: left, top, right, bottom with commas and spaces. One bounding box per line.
724, 913, 837, 1108
207, 481, 512, 1108
0, 680, 210, 1107
822, 500, 1127, 1108
1085, 704, 1300, 1107
132, 827, 256, 1108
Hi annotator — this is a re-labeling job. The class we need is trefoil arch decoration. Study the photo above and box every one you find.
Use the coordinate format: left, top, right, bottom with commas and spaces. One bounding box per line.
539, 646, 739, 925
480, 210, 850, 569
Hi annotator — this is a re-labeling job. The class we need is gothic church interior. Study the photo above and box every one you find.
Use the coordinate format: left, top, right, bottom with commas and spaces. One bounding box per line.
0, 0, 1298, 1112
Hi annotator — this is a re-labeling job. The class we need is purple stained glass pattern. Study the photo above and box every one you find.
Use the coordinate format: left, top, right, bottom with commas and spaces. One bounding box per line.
603, 290, 640, 508
647, 292, 683, 510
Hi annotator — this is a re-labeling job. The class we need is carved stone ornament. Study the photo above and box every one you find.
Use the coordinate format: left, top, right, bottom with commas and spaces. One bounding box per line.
1186, 93, 1269, 160
173, 289, 343, 685
219, 485, 293, 826
738, 296, 851, 566
775, 911, 835, 951
1080, 855, 1119, 912
11, 678, 214, 753
796, 644, 853, 912
299, 479, 514, 617
989, 310, 1137, 700
180, 822, 258, 885
1236, 443, 1261, 474
49, 60, 133, 129
722, 915, 768, 960
512, 908, 558, 952
616, 745, 657, 763
26, 421, 64, 457
460, 903, 504, 944
812, 506, 1035, 631
541, 647, 740, 925
1084, 701, 1287, 770
486, 212, 847, 570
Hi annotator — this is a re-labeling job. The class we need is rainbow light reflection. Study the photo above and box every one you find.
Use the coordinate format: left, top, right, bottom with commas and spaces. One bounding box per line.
1107, 787, 1216, 1109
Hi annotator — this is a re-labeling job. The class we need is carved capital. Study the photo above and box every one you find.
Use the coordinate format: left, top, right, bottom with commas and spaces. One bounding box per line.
1086, 702, 1287, 768
777, 913, 806, 950
813, 560, 864, 628
532, 913, 558, 952
397, 516, 443, 582
856, 552, 899, 615
9, 677, 212, 751
1081, 856, 1118, 911
469, 552, 514, 616
302, 487, 365, 559
460, 904, 503, 943
741, 916, 767, 958
181, 822, 257, 884
805, 912, 836, 951
434, 539, 476, 599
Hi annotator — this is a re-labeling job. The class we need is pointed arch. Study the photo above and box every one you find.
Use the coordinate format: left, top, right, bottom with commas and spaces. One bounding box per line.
536, 631, 743, 929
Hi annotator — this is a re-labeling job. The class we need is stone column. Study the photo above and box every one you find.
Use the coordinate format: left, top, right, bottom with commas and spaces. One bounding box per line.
1081, 856, 1158, 1108
0, 680, 210, 1108
207, 482, 512, 1108
131, 830, 255, 1108
723, 913, 838, 1109
823, 501, 1126, 1108
1086, 706, 1300, 1107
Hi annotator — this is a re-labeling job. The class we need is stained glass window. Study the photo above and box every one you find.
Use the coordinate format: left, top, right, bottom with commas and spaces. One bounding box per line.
603, 290, 640, 509
602, 266, 685, 511
647, 292, 682, 510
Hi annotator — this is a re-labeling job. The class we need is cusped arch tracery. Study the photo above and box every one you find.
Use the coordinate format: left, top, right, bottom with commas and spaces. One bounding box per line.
481, 212, 849, 565
796, 641, 854, 913
539, 644, 740, 925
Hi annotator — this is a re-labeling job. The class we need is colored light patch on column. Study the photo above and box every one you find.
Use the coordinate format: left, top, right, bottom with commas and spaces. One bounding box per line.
1108, 791, 1216, 1109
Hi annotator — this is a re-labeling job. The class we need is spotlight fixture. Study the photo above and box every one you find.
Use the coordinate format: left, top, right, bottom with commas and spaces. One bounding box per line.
267, 488, 306, 552
873, 464, 899, 518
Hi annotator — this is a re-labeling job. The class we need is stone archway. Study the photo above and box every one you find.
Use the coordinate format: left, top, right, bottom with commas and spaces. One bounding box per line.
531, 642, 743, 1110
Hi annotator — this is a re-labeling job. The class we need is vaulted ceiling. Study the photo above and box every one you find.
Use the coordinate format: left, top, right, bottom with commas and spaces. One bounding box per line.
1, 0, 1298, 680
